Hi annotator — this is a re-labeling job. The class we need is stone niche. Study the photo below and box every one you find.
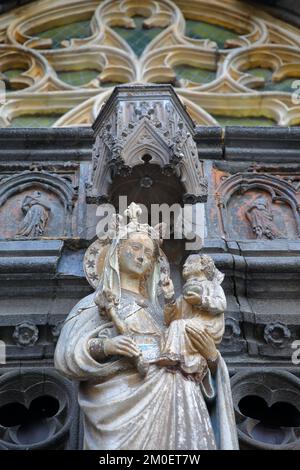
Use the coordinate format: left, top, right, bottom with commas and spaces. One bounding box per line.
0, 167, 78, 239
0, 187, 64, 239
227, 190, 297, 240
214, 167, 300, 241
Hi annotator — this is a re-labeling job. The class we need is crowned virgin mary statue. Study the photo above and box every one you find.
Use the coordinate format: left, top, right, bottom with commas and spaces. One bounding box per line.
55, 203, 238, 450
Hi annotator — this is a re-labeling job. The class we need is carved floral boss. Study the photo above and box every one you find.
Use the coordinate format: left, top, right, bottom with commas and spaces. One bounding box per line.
13, 322, 39, 347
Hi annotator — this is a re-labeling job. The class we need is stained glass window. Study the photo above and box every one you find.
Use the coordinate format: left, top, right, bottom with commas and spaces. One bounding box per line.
0, 0, 299, 127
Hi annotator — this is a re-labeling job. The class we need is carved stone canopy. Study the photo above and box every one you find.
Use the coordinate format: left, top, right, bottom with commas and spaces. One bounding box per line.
88, 84, 207, 205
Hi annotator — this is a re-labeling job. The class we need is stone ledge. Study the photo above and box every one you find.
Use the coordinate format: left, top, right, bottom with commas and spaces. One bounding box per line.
0, 128, 93, 161
0, 240, 63, 276
195, 127, 300, 162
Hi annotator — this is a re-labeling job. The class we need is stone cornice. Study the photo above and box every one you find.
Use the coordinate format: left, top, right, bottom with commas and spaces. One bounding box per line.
0, 127, 94, 161
195, 126, 300, 162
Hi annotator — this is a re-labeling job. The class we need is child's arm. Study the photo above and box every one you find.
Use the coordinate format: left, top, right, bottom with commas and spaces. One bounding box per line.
161, 277, 181, 325
201, 283, 226, 315
95, 288, 129, 334
164, 297, 181, 326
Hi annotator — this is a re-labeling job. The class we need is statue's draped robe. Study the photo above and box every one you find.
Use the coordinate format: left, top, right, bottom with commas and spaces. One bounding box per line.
55, 293, 238, 450
17, 201, 49, 237
246, 205, 284, 239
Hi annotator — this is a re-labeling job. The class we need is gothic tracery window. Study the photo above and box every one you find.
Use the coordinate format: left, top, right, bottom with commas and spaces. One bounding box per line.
1, 0, 300, 127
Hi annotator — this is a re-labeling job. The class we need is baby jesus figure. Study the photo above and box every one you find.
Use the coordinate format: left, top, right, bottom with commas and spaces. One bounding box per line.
158, 254, 226, 382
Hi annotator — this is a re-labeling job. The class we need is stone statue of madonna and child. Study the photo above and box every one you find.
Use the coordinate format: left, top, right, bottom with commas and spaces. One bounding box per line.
55, 203, 238, 450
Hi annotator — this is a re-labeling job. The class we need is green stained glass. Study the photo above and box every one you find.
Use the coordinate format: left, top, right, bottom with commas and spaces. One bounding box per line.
38, 20, 91, 49
2, 69, 27, 92
4, 69, 25, 79
269, 78, 298, 92
214, 116, 276, 126
10, 114, 62, 128
247, 68, 299, 92
112, 16, 163, 56
185, 20, 238, 48
58, 69, 100, 87
269, 78, 298, 93
248, 67, 273, 82
174, 64, 215, 84
101, 81, 123, 88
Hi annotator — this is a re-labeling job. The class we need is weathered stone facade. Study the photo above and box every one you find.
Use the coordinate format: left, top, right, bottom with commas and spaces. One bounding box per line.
0, 84, 300, 450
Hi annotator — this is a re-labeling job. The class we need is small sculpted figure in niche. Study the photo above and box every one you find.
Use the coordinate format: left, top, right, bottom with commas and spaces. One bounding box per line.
16, 191, 51, 238
159, 254, 225, 381
245, 196, 285, 240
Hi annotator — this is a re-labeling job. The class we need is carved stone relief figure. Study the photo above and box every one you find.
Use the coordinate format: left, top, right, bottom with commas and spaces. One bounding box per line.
215, 170, 300, 240
16, 191, 51, 238
0, 168, 77, 239
245, 196, 286, 240
55, 203, 238, 450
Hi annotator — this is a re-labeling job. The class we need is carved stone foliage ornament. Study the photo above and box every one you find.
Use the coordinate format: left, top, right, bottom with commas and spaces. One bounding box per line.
223, 317, 241, 341
12, 322, 39, 347
51, 322, 63, 343
88, 85, 208, 204
55, 202, 238, 450
219, 317, 246, 355
263, 322, 291, 348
